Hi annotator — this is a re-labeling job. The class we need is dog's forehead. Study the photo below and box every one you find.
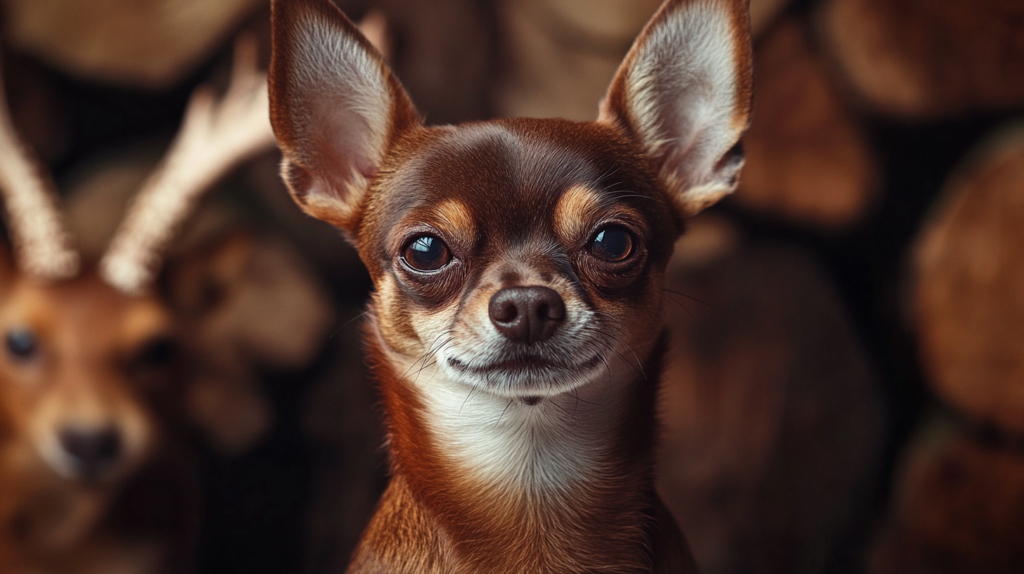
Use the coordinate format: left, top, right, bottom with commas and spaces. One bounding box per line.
414, 121, 604, 205
370, 118, 665, 246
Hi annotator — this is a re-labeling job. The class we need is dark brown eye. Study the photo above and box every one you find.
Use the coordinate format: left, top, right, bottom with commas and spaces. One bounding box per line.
401, 234, 452, 272
5, 328, 38, 361
589, 225, 634, 262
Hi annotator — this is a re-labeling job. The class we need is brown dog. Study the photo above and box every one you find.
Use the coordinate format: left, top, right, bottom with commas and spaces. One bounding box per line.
269, 0, 753, 571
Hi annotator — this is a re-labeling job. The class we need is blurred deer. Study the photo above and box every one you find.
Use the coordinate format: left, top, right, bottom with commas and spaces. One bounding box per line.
0, 40, 278, 574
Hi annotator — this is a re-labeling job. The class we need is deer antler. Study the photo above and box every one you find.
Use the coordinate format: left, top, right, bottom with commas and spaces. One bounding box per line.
100, 36, 276, 294
0, 61, 79, 280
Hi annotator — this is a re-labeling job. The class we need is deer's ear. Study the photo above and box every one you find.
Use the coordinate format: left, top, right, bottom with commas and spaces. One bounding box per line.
599, 0, 753, 218
269, 0, 419, 234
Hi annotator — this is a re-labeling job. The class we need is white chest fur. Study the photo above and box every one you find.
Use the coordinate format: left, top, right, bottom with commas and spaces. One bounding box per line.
407, 362, 634, 494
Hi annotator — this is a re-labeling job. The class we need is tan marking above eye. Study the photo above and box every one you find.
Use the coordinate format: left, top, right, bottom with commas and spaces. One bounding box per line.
431, 199, 476, 248
553, 185, 606, 243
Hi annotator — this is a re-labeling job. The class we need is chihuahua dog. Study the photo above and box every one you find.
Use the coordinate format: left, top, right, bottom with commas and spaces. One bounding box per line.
270, 0, 752, 571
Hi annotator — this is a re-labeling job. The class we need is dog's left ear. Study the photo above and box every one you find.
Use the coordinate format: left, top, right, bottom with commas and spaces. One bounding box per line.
599, 0, 753, 218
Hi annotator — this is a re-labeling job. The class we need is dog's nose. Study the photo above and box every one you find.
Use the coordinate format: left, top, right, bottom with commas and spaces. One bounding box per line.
58, 427, 122, 474
489, 286, 566, 344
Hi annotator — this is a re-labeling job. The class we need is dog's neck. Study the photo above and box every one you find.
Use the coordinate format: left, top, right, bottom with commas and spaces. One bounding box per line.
359, 315, 672, 573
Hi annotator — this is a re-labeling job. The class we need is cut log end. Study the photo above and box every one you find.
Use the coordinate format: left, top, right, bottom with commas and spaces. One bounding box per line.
820, 0, 1024, 119
4, 0, 265, 88
735, 18, 878, 229
872, 425, 1024, 574
913, 130, 1024, 434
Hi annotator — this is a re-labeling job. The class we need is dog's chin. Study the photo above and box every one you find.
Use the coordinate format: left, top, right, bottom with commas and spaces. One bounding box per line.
442, 353, 605, 398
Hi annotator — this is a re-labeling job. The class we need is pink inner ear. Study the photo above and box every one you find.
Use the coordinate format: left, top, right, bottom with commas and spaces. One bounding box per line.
304, 107, 387, 207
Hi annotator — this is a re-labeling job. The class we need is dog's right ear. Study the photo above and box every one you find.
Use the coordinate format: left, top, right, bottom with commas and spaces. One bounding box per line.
599, 0, 753, 219
269, 0, 419, 234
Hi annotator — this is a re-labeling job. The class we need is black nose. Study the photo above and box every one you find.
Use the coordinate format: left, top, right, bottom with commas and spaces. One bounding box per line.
59, 427, 122, 474
489, 286, 566, 344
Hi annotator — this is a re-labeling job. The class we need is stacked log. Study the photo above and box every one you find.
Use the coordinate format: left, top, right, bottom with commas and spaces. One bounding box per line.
491, 0, 660, 120
735, 18, 878, 228
912, 128, 1024, 435
658, 215, 885, 574
2, 0, 265, 89
819, 0, 1024, 119
372, 0, 492, 124
872, 128, 1024, 572
872, 422, 1024, 574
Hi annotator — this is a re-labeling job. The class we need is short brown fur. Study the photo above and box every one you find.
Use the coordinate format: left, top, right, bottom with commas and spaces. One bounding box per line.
270, 0, 753, 571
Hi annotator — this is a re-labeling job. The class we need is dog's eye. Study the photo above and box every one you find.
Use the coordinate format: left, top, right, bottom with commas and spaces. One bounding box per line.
5, 328, 39, 361
589, 225, 635, 262
401, 234, 452, 272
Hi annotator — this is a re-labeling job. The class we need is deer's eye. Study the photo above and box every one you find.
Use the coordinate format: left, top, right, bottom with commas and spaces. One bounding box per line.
134, 336, 179, 370
589, 225, 635, 262
5, 328, 38, 361
401, 234, 452, 272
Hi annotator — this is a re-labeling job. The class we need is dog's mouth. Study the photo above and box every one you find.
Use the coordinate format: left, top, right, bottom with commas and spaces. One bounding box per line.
444, 353, 605, 398
447, 354, 602, 376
